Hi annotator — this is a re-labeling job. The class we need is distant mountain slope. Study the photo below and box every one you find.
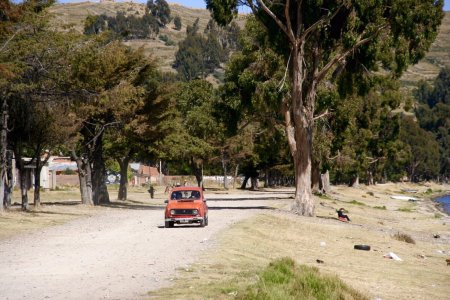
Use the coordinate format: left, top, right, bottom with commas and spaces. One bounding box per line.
49, 3, 448, 82
48, 2, 244, 73
401, 12, 450, 90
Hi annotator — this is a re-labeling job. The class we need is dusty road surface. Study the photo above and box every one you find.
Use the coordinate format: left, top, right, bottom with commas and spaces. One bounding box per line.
0, 193, 290, 300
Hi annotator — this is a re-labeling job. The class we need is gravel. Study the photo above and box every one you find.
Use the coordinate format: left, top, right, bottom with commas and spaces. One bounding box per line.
0, 197, 282, 300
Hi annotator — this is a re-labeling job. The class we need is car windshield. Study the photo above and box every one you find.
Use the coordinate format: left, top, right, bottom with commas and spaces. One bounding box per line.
171, 190, 200, 200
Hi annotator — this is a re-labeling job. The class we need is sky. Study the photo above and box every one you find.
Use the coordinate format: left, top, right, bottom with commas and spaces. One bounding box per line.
56, 0, 450, 11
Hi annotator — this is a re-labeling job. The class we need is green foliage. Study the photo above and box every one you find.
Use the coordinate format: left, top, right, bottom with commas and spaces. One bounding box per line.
397, 207, 414, 212
414, 67, 450, 180
400, 116, 440, 181
373, 206, 387, 210
238, 258, 368, 300
157, 80, 221, 178
349, 200, 365, 206
159, 34, 175, 46
147, 0, 171, 26
173, 15, 181, 30
84, 11, 159, 39
174, 18, 238, 81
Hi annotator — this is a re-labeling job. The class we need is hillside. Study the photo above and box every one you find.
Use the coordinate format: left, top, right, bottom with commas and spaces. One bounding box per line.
48, 1, 245, 73
48, 3, 449, 82
401, 11, 450, 90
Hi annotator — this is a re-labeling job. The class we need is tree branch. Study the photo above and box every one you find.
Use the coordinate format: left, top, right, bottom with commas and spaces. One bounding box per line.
255, 0, 295, 44
300, 4, 344, 42
313, 109, 329, 120
315, 24, 388, 83
284, 0, 296, 43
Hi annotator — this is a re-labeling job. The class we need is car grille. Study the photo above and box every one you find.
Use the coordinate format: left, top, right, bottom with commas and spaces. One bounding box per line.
173, 209, 196, 215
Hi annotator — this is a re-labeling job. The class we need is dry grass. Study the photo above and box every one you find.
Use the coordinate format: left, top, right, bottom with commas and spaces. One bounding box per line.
150, 182, 450, 300
1, 182, 449, 299
0, 185, 167, 240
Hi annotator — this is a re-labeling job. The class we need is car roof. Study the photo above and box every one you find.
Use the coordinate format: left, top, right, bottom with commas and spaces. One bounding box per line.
171, 186, 202, 192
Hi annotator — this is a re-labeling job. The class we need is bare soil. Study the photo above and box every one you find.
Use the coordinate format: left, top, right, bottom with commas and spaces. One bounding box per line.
0, 187, 287, 300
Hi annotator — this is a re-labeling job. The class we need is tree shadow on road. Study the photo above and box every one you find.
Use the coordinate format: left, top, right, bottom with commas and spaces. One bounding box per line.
208, 205, 275, 210
99, 201, 164, 210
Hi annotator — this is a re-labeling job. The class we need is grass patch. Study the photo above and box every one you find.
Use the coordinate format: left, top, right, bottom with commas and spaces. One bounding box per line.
238, 258, 368, 300
434, 212, 443, 219
349, 200, 366, 206
424, 188, 433, 194
314, 192, 331, 200
397, 207, 413, 212
373, 205, 387, 210
393, 232, 416, 244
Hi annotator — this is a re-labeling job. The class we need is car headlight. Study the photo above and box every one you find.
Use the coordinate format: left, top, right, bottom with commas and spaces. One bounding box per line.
192, 209, 198, 215
170, 210, 175, 215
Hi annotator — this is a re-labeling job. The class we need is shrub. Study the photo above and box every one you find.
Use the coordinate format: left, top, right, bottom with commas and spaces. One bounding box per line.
349, 200, 365, 206
238, 258, 368, 300
373, 205, 387, 210
393, 232, 416, 244
397, 207, 413, 212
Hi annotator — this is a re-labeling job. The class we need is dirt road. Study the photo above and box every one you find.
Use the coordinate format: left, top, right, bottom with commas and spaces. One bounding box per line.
0, 195, 287, 300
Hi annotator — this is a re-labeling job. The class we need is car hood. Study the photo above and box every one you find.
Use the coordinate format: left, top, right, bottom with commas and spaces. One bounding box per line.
166, 200, 203, 209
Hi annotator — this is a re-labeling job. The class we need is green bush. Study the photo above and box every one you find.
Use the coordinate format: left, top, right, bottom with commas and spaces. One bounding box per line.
393, 232, 415, 244
237, 258, 368, 300
349, 200, 365, 206
373, 205, 387, 210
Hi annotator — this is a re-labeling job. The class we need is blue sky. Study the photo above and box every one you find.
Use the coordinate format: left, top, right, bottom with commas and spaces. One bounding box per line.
56, 0, 450, 11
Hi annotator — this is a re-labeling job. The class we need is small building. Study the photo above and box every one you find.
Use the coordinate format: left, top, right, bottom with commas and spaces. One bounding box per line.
130, 163, 161, 186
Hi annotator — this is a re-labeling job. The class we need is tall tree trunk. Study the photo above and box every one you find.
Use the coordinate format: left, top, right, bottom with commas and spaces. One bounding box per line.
221, 150, 228, 189
190, 157, 203, 188
367, 170, 374, 185
321, 170, 331, 194
73, 150, 93, 205
4, 150, 13, 208
0, 101, 8, 212
14, 149, 29, 210
350, 174, 359, 187
311, 162, 321, 193
264, 168, 269, 188
283, 45, 315, 216
250, 176, 258, 190
91, 132, 109, 205
289, 107, 314, 215
33, 165, 41, 208
232, 164, 239, 189
117, 157, 129, 201
240, 175, 249, 189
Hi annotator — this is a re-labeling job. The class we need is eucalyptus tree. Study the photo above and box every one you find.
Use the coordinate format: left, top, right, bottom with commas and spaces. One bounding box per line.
400, 116, 440, 181
103, 66, 172, 201
69, 38, 154, 205
414, 68, 450, 180
157, 80, 219, 187
207, 0, 444, 215
0, 0, 77, 210
147, 0, 171, 27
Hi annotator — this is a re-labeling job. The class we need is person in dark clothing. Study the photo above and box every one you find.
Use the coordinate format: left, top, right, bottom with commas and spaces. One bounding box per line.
337, 208, 351, 221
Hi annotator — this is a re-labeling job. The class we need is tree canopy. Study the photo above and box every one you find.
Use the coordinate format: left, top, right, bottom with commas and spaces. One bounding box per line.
207, 0, 444, 216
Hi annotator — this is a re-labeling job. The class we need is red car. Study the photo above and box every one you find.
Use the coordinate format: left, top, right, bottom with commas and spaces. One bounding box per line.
164, 187, 208, 228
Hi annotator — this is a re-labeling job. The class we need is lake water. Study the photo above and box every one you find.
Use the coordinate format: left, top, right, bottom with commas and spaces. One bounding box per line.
436, 195, 450, 214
